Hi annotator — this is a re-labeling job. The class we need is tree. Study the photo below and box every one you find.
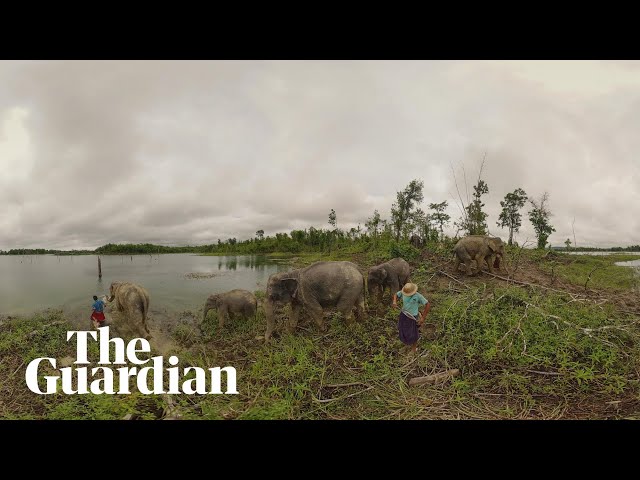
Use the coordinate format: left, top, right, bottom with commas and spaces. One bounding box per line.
528, 192, 556, 249
365, 210, 382, 238
455, 179, 489, 236
429, 201, 450, 239
391, 179, 424, 241
468, 180, 489, 235
564, 238, 572, 250
496, 188, 528, 246
328, 209, 337, 230
255, 229, 264, 240
452, 156, 490, 236
411, 208, 432, 241
327, 209, 338, 253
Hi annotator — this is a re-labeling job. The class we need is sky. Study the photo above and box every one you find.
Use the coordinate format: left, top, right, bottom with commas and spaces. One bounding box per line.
0, 60, 638, 250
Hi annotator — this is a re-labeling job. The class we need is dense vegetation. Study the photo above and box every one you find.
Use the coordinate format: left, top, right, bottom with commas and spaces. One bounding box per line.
2, 245, 639, 420
2, 240, 639, 257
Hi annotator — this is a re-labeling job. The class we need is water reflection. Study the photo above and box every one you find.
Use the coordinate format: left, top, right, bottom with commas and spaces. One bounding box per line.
0, 254, 288, 317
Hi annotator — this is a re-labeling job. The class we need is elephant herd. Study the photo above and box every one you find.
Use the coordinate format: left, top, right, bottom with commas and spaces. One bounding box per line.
102, 234, 506, 342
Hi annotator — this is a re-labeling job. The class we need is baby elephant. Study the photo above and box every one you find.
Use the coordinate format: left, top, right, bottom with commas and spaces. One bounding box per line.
203, 289, 258, 328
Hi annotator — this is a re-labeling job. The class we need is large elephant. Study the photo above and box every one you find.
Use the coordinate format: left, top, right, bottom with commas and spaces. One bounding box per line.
367, 257, 411, 304
106, 281, 151, 339
264, 261, 365, 341
409, 234, 424, 249
203, 289, 258, 328
453, 235, 506, 276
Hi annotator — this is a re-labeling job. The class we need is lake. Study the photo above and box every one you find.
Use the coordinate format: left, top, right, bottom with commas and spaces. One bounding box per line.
564, 251, 640, 269
566, 251, 640, 256
0, 254, 291, 325
616, 258, 640, 268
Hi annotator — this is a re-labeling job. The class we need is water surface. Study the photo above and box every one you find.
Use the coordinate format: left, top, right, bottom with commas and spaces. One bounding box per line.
0, 254, 289, 325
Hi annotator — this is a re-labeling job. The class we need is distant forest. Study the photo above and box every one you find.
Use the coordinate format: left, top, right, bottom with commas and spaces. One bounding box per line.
2, 176, 639, 256
1, 239, 639, 257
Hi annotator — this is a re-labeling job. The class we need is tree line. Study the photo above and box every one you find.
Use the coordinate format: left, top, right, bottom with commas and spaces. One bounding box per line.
1, 168, 634, 255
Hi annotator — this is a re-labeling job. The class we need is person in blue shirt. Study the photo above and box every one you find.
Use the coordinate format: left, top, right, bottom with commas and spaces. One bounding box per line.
392, 282, 431, 354
90, 295, 106, 329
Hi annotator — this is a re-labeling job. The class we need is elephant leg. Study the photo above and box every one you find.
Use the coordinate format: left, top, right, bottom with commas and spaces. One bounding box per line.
286, 302, 303, 333
264, 303, 276, 341
218, 307, 229, 328
464, 259, 474, 276
485, 255, 495, 274
337, 297, 356, 325
128, 306, 146, 339
474, 253, 485, 275
356, 291, 365, 322
305, 299, 326, 332
389, 277, 400, 297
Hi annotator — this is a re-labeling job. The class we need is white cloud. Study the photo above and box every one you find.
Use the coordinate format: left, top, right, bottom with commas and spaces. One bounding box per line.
0, 60, 638, 250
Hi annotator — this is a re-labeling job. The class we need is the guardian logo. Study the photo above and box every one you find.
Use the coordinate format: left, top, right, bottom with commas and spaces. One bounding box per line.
25, 327, 238, 395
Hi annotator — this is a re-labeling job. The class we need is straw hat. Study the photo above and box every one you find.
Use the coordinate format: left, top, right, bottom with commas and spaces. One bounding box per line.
402, 283, 418, 296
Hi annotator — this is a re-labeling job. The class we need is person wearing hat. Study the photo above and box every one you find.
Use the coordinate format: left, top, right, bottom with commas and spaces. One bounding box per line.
392, 282, 430, 354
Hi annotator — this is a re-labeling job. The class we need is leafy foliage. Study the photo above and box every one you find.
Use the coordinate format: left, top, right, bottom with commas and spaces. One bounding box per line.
497, 188, 528, 245
528, 192, 556, 249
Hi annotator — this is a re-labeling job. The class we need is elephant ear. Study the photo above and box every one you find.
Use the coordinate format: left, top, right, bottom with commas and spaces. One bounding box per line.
281, 278, 299, 299
488, 240, 498, 252
381, 267, 390, 280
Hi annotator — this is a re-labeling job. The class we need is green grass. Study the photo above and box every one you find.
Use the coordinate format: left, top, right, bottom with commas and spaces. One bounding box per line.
538, 253, 640, 290
2, 248, 639, 420
0, 311, 168, 419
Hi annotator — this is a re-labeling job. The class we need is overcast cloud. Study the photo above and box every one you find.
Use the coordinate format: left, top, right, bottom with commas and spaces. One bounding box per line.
0, 60, 638, 249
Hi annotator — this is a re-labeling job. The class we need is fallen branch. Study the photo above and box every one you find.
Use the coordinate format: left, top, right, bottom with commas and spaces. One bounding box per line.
323, 382, 366, 389
408, 369, 460, 386
438, 270, 471, 289
526, 369, 564, 376
312, 386, 374, 403
10, 360, 26, 378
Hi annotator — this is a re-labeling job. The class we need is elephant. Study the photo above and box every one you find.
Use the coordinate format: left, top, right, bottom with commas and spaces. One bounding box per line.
409, 234, 424, 249
263, 261, 365, 341
106, 281, 152, 340
203, 289, 258, 328
453, 235, 506, 276
367, 257, 411, 304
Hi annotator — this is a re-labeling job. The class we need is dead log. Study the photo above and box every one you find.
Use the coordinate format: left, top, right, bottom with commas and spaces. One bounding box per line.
408, 369, 459, 386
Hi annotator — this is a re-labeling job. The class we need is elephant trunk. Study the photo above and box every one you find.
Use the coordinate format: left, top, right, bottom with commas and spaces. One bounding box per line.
203, 306, 210, 321
367, 283, 376, 297
264, 300, 276, 341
